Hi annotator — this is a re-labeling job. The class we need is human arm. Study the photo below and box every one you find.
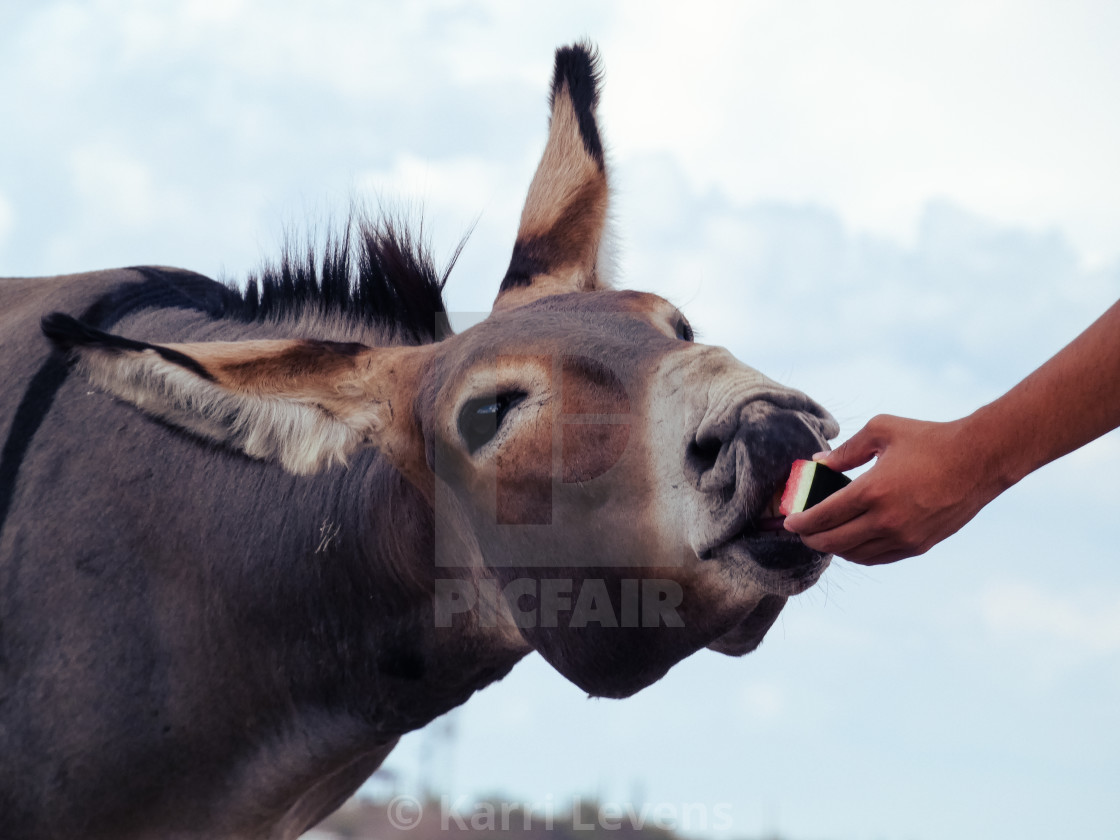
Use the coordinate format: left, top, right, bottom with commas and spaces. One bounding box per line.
784, 298, 1120, 565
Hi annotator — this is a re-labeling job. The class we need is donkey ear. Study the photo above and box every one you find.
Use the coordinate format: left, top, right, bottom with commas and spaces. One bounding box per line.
495, 42, 613, 311
42, 314, 431, 490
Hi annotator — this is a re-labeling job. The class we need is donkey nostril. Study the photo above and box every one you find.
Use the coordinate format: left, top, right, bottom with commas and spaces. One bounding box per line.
685, 436, 736, 499
686, 437, 722, 474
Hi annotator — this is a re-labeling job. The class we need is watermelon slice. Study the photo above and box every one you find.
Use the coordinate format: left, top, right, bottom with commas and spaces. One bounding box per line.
779, 459, 851, 516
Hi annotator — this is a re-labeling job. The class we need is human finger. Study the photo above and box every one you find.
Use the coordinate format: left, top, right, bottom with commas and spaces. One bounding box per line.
814, 414, 896, 473
791, 506, 881, 556
783, 476, 869, 536
802, 515, 932, 565
845, 543, 921, 565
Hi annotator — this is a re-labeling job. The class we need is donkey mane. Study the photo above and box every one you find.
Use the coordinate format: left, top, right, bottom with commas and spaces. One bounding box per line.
238, 214, 457, 345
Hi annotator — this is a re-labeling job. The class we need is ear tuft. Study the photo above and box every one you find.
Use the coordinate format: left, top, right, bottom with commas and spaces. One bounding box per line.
42, 312, 97, 351
42, 313, 216, 381
549, 42, 605, 169
495, 42, 612, 308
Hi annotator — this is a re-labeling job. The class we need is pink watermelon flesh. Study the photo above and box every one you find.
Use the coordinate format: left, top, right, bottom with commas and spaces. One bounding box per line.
779, 460, 816, 516
779, 459, 852, 516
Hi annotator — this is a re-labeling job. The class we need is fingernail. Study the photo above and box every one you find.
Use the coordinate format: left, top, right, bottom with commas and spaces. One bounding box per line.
811, 451, 829, 461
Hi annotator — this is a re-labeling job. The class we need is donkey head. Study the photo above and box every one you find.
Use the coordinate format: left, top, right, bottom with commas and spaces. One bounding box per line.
46, 44, 837, 698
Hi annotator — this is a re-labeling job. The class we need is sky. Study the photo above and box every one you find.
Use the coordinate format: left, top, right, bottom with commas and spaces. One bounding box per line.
2, 2, 1118, 839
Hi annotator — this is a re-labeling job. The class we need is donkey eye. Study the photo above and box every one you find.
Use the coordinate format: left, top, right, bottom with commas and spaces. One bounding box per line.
674, 317, 694, 342
458, 392, 527, 454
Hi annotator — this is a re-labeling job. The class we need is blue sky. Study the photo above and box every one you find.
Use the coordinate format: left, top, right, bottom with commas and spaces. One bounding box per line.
2, 2, 1118, 839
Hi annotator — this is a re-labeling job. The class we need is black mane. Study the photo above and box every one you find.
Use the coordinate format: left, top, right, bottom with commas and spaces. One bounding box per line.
239, 214, 457, 344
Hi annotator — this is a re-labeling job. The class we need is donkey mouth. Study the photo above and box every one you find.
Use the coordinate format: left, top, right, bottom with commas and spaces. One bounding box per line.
699, 487, 829, 596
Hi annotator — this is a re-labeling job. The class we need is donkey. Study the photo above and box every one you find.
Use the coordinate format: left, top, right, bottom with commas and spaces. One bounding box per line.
0, 44, 837, 840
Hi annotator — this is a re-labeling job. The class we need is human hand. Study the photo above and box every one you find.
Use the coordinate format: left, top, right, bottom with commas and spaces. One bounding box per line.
783, 414, 1009, 565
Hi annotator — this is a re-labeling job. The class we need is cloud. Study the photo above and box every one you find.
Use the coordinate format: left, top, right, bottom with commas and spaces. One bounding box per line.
603, 0, 1120, 268
738, 679, 785, 724
68, 144, 160, 228
612, 151, 1119, 428
979, 580, 1120, 656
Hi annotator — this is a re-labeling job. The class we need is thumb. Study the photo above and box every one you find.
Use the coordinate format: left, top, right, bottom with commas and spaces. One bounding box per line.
815, 415, 894, 472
